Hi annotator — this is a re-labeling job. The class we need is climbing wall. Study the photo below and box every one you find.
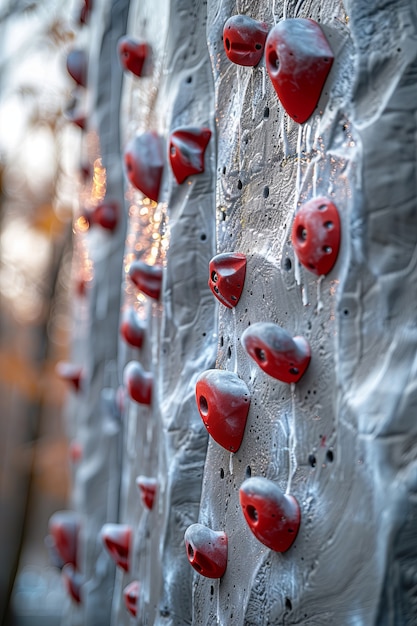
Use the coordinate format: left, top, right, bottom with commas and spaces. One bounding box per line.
50, 0, 417, 624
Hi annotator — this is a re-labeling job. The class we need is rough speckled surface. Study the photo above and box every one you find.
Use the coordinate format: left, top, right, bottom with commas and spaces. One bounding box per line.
63, 0, 417, 624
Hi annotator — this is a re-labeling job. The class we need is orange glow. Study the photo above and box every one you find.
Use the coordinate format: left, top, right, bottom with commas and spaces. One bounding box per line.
91, 158, 106, 202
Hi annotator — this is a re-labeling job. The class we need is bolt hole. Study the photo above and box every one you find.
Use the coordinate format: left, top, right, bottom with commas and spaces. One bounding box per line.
264, 106, 270, 119
263, 186, 269, 198
324, 221, 333, 229
231, 295, 237, 301
186, 75, 192, 83
285, 598, 292, 611
200, 233, 207, 241
222, 165, 226, 175
225, 38, 230, 51
296, 225, 307, 242
210, 585, 214, 596
211, 271, 218, 283
283, 257, 292, 271
245, 465, 252, 478
187, 544, 194, 558
220, 468, 224, 479
246, 505, 258, 522
323, 245, 332, 254
237, 179, 243, 190
343, 308, 349, 316
268, 50, 279, 70
227, 346, 232, 359
318, 203, 327, 211
254, 347, 266, 362
170, 145, 176, 156
326, 450, 334, 463
199, 395, 209, 416
308, 454, 316, 468
289, 367, 299, 375
255, 43, 262, 50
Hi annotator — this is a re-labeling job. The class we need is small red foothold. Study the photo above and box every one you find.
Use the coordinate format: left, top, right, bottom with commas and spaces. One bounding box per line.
56, 361, 83, 391
240, 476, 300, 552
118, 37, 149, 77
169, 127, 211, 184
241, 322, 310, 383
128, 260, 163, 300
195, 369, 250, 452
123, 580, 140, 617
223, 15, 269, 66
48, 511, 80, 567
91, 201, 119, 231
124, 361, 152, 405
101, 523, 131, 572
184, 524, 228, 578
66, 49, 87, 87
62, 564, 82, 604
78, 0, 92, 25
124, 132, 164, 202
208, 252, 246, 308
266, 19, 334, 123
291, 197, 340, 275
69, 440, 83, 464
136, 476, 157, 510
120, 307, 145, 349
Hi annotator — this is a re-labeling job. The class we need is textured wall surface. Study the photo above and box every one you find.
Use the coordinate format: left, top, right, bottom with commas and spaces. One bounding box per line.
56, 0, 417, 624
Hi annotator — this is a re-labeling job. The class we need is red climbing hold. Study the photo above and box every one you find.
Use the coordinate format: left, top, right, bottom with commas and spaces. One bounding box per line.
240, 477, 300, 552
265, 19, 334, 123
124, 132, 164, 202
56, 361, 83, 392
120, 307, 145, 349
78, 0, 93, 25
128, 260, 163, 300
136, 476, 157, 510
118, 37, 149, 77
223, 15, 269, 67
291, 197, 340, 275
101, 523, 132, 572
208, 252, 246, 308
241, 322, 310, 383
124, 361, 153, 405
92, 201, 119, 231
48, 511, 80, 567
184, 524, 228, 578
169, 127, 211, 184
66, 49, 87, 87
62, 564, 82, 604
196, 369, 250, 452
123, 581, 140, 617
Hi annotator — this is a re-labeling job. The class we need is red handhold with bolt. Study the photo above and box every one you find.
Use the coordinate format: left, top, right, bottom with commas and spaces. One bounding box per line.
101, 523, 132, 572
239, 476, 300, 552
120, 307, 145, 349
118, 37, 149, 77
124, 132, 164, 202
169, 127, 211, 184
195, 369, 250, 452
208, 252, 246, 308
128, 260, 163, 300
62, 564, 82, 604
184, 524, 228, 578
241, 322, 310, 383
123, 580, 140, 617
265, 18, 334, 123
124, 361, 153, 405
48, 511, 80, 568
223, 15, 269, 66
136, 476, 157, 510
91, 201, 119, 232
291, 196, 341, 275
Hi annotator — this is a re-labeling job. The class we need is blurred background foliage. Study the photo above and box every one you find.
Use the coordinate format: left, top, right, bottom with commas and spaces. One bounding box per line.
0, 0, 85, 623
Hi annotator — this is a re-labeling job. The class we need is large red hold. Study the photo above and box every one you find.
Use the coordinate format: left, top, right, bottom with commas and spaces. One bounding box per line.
118, 37, 149, 77
120, 307, 146, 349
136, 476, 158, 510
195, 369, 250, 452
241, 322, 310, 383
169, 127, 211, 184
184, 524, 228, 578
92, 201, 119, 232
124, 132, 164, 202
291, 196, 341, 275
124, 361, 153, 405
101, 523, 132, 572
128, 260, 163, 300
223, 15, 269, 67
208, 252, 246, 308
48, 511, 80, 568
265, 18, 334, 123
240, 476, 300, 552
123, 580, 140, 617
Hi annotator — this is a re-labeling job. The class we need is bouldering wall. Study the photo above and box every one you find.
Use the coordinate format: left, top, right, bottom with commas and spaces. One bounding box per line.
50, 0, 417, 624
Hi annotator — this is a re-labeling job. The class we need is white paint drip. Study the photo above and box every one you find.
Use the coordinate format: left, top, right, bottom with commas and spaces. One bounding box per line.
286, 383, 297, 494
229, 451, 234, 475
302, 285, 309, 306
294, 256, 301, 286
232, 307, 238, 374
316, 275, 324, 313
